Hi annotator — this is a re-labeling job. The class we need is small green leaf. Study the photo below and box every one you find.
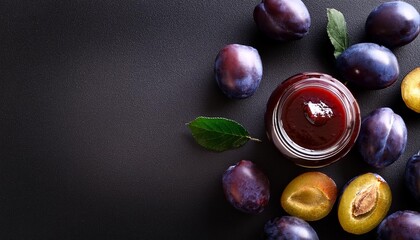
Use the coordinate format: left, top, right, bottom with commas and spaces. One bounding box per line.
186, 116, 261, 152
327, 8, 349, 58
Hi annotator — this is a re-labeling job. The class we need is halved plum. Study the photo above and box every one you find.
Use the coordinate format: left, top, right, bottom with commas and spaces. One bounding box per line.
280, 172, 337, 221
338, 173, 392, 235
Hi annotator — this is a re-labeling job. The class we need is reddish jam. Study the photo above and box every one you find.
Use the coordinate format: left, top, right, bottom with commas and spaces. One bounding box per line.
282, 86, 346, 150
265, 73, 360, 168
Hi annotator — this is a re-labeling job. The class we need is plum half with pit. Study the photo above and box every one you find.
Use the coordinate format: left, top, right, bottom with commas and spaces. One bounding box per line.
222, 160, 270, 214
214, 44, 263, 99
366, 1, 420, 48
253, 0, 311, 41
338, 173, 392, 235
377, 210, 420, 240
264, 216, 319, 240
357, 107, 407, 168
405, 152, 420, 203
336, 43, 399, 89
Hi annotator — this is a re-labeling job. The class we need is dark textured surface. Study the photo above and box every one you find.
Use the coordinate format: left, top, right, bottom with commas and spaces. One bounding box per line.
0, 0, 419, 239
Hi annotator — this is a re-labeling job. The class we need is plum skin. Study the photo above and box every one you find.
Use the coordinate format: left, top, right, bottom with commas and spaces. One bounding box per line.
366, 1, 420, 48
253, 0, 311, 41
264, 216, 319, 240
336, 43, 399, 89
357, 107, 407, 168
222, 160, 270, 214
405, 153, 420, 202
377, 210, 420, 240
214, 44, 263, 99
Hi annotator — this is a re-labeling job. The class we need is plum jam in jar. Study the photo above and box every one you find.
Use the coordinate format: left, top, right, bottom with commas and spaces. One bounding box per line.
265, 72, 361, 168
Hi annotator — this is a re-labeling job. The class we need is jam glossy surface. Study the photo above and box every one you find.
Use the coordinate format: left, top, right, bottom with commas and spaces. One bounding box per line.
282, 86, 346, 150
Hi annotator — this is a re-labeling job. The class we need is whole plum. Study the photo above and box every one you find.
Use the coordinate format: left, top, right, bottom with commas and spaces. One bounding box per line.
357, 107, 407, 168
253, 0, 311, 41
264, 216, 319, 240
336, 43, 399, 89
214, 44, 263, 99
366, 1, 420, 48
222, 160, 270, 214
405, 152, 420, 202
377, 210, 420, 240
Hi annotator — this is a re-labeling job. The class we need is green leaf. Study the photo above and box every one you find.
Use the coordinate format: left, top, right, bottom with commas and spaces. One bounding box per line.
327, 8, 349, 58
186, 116, 261, 152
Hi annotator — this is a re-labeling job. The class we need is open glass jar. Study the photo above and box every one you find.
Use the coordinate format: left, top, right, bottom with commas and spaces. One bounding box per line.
265, 72, 361, 168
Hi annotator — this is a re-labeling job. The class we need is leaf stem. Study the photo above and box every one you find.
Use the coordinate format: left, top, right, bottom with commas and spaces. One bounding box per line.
248, 136, 262, 142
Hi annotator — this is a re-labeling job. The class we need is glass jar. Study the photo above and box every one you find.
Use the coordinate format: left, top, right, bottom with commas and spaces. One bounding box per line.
265, 72, 361, 168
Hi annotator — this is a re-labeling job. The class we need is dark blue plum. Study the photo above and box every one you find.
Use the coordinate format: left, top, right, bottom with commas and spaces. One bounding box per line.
377, 210, 420, 240
253, 0, 311, 41
405, 152, 420, 202
222, 160, 270, 214
357, 107, 407, 168
264, 216, 319, 240
336, 43, 399, 89
366, 1, 420, 48
214, 44, 263, 99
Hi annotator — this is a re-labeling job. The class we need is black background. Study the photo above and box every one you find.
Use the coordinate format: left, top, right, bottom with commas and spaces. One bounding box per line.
1, 0, 419, 239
